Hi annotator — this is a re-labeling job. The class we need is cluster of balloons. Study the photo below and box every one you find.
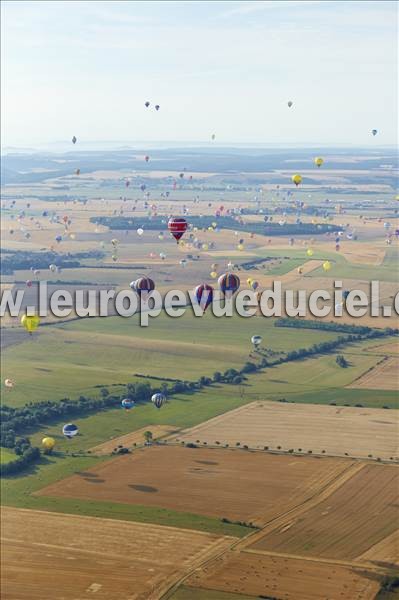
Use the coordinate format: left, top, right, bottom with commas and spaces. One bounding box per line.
145, 101, 160, 111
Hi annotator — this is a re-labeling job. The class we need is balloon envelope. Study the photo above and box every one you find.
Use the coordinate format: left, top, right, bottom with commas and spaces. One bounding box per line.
151, 393, 166, 409
42, 437, 55, 450
62, 423, 78, 438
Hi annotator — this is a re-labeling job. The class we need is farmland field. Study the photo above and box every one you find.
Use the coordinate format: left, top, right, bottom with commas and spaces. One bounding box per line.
169, 400, 399, 459
1, 135, 399, 600
348, 356, 399, 390
36, 446, 354, 526
183, 551, 381, 600
250, 463, 399, 560
1, 506, 235, 600
1, 312, 344, 408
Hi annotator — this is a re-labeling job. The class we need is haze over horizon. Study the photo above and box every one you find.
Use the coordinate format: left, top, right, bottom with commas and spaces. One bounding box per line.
1, 0, 397, 148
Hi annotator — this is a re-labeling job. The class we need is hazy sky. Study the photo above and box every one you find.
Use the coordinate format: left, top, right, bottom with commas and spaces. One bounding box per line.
1, 0, 397, 147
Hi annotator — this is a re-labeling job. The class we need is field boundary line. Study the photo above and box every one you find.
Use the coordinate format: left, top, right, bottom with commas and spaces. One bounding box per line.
159, 462, 367, 600
236, 461, 366, 550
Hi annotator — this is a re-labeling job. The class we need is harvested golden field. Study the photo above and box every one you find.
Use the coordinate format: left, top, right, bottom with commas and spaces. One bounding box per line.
90, 425, 179, 456
1, 507, 234, 600
366, 341, 399, 356
169, 401, 399, 460
358, 529, 399, 567
36, 446, 353, 526
348, 356, 399, 391
184, 551, 381, 600
250, 463, 399, 560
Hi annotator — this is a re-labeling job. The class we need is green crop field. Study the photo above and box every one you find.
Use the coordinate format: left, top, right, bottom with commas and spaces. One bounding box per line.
1, 312, 342, 407
170, 588, 255, 600
0, 448, 17, 464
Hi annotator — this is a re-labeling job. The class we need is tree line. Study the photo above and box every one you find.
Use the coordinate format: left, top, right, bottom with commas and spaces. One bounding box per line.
90, 215, 335, 237
274, 318, 398, 337
1, 249, 104, 275
1, 325, 395, 476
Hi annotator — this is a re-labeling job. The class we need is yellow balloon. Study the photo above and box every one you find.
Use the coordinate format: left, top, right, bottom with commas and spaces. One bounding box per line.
237, 244, 244, 251
211, 222, 217, 228
292, 174, 302, 186
314, 157, 324, 167
307, 248, 314, 257
21, 314, 40, 334
42, 437, 55, 450
323, 260, 332, 271
246, 278, 253, 285
202, 244, 209, 251
210, 271, 218, 279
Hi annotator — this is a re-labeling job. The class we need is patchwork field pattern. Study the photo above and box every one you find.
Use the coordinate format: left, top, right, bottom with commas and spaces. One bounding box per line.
169, 401, 399, 460
36, 446, 353, 526
1, 507, 235, 600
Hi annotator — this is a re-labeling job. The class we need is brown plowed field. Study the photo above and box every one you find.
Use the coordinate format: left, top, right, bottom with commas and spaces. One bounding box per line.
1, 507, 235, 600
36, 446, 353, 526
250, 463, 399, 560
348, 356, 399, 391
168, 401, 399, 460
185, 551, 381, 600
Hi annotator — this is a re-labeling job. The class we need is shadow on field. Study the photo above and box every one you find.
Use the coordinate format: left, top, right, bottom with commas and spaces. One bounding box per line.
128, 484, 158, 493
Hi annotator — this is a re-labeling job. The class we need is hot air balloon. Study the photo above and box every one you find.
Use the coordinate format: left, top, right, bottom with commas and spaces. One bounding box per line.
297, 267, 303, 275
55, 235, 62, 243
76, 169, 80, 176
372, 129, 378, 136
137, 228, 144, 236
131, 276, 155, 297
168, 217, 188, 242
121, 398, 135, 410
211, 134, 216, 140
251, 335, 262, 348
155, 104, 160, 111
306, 248, 314, 257
195, 283, 214, 312
26, 280, 33, 288
218, 273, 240, 296
42, 437, 55, 451
145, 155, 150, 162
72, 136, 77, 144
21, 314, 40, 335
292, 174, 302, 186
62, 423, 78, 438
4, 379, 14, 389
314, 157, 324, 168
151, 392, 166, 409
49, 264, 57, 272
251, 280, 259, 291
287, 101, 293, 108
145, 101, 150, 107
323, 260, 332, 271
